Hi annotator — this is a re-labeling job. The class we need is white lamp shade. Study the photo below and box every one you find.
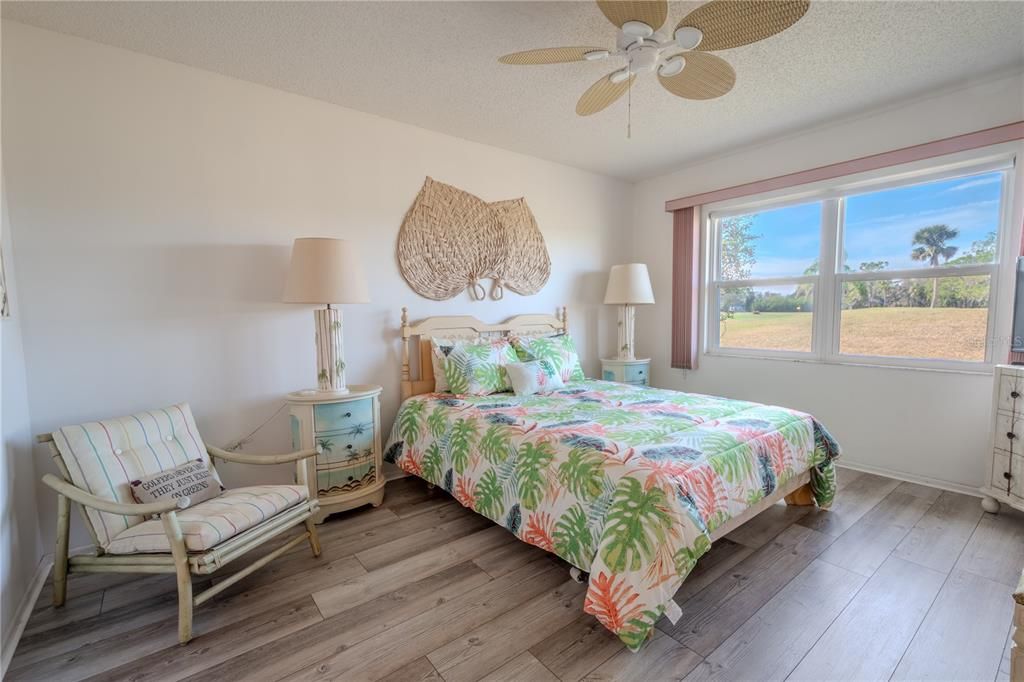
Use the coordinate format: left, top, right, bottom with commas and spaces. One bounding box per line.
283, 238, 370, 304
604, 263, 655, 305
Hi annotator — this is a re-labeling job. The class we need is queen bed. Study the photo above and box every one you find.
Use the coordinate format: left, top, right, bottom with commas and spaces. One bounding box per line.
384, 308, 840, 650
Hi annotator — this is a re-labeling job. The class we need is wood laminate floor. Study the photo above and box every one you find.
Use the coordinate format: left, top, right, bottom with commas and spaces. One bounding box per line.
8, 468, 1022, 681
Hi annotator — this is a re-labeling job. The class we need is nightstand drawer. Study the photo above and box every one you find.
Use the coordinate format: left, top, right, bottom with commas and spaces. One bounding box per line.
995, 412, 1024, 452
624, 364, 647, 382
316, 459, 377, 497
314, 398, 373, 435
315, 430, 375, 463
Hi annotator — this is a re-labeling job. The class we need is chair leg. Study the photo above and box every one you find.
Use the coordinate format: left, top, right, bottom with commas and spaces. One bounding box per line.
161, 511, 194, 645
305, 518, 322, 558
53, 494, 71, 607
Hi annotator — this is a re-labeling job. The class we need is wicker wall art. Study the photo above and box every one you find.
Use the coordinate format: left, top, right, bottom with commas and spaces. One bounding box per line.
397, 177, 551, 301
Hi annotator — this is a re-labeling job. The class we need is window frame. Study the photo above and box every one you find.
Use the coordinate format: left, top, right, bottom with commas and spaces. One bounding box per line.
703, 150, 1018, 373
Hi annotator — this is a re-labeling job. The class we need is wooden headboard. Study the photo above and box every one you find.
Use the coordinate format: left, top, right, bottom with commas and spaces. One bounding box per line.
400, 307, 567, 400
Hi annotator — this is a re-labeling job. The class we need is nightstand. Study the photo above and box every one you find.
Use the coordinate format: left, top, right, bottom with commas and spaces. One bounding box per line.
601, 358, 650, 387
287, 385, 384, 523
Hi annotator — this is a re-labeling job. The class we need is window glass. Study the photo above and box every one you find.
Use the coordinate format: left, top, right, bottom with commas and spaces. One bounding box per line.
718, 284, 813, 353
842, 171, 1003, 272
718, 202, 822, 280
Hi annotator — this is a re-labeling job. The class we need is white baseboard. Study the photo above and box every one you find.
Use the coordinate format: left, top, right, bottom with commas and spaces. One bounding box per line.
1, 555, 52, 678
837, 460, 982, 498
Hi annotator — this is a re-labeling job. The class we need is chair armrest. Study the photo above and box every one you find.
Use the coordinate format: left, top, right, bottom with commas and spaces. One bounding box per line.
41, 474, 190, 516
1015, 570, 1024, 606
206, 445, 319, 466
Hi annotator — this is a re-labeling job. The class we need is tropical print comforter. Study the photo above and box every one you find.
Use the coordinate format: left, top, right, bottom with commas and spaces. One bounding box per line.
384, 380, 839, 650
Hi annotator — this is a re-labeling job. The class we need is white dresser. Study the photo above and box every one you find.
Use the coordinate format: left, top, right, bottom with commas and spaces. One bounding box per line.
983, 364, 1024, 514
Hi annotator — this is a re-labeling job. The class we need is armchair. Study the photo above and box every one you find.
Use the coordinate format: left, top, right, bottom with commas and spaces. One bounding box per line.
37, 402, 322, 644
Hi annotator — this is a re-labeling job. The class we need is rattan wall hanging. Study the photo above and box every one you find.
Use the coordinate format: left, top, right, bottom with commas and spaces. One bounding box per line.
397, 177, 551, 301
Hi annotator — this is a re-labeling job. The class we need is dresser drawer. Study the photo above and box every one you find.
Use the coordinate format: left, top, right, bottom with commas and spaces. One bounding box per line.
315, 430, 375, 464
998, 373, 1024, 414
624, 364, 648, 382
992, 450, 1024, 500
313, 398, 373, 435
995, 412, 1024, 452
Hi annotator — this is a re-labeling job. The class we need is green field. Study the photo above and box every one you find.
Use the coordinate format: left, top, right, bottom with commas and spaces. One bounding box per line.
718, 307, 988, 361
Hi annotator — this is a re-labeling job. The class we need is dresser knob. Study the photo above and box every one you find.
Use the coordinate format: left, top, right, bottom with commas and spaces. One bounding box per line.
1008, 432, 1017, 440
347, 475, 354, 482
1005, 472, 1013, 480
1013, 391, 1020, 399
345, 412, 352, 418
346, 444, 353, 450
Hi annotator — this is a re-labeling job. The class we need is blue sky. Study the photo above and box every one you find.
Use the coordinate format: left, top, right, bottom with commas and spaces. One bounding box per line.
732, 171, 1004, 279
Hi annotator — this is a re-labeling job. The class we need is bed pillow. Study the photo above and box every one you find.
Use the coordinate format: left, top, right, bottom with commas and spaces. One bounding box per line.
505, 360, 566, 396
511, 333, 585, 382
130, 458, 222, 507
442, 338, 519, 396
429, 337, 458, 393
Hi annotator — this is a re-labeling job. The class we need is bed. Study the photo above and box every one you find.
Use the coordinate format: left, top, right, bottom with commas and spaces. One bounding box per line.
384, 308, 840, 650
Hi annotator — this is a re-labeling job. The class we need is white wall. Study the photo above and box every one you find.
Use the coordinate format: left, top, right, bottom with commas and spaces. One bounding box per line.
631, 70, 1024, 492
1, 22, 632, 550
0, 172, 43, 670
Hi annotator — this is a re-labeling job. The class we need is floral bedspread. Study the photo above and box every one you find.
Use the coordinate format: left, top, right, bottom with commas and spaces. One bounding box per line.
384, 380, 839, 649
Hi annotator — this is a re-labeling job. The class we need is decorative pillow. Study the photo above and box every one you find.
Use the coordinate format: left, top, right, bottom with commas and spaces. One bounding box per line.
130, 459, 222, 507
505, 360, 566, 396
442, 338, 519, 395
429, 337, 457, 393
511, 333, 585, 382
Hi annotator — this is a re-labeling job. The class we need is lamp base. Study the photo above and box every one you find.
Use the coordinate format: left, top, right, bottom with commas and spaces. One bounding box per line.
615, 303, 637, 361
314, 307, 347, 393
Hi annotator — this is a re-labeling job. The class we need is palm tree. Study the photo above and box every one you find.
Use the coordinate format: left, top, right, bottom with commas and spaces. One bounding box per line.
911, 224, 959, 308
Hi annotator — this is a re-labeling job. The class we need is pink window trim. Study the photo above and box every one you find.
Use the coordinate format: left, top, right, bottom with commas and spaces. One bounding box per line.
671, 207, 700, 370
666, 122, 1024, 370
664, 121, 1024, 213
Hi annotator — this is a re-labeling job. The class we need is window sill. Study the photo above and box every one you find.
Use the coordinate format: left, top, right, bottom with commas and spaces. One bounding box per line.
703, 350, 995, 376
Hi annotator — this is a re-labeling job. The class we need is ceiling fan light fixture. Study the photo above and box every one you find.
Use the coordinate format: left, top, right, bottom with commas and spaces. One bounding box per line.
621, 20, 654, 39
674, 26, 704, 50
658, 56, 685, 77
584, 49, 610, 61
609, 68, 632, 84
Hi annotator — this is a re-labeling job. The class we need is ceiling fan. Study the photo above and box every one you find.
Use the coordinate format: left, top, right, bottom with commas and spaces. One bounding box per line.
499, 0, 809, 117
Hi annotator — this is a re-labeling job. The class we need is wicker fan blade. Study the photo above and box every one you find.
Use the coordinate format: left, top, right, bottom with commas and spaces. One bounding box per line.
499, 46, 608, 65
576, 72, 636, 116
676, 0, 809, 52
659, 52, 735, 100
595, 0, 668, 30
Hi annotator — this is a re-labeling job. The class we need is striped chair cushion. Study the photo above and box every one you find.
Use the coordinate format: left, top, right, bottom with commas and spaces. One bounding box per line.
53, 403, 217, 548
105, 485, 309, 554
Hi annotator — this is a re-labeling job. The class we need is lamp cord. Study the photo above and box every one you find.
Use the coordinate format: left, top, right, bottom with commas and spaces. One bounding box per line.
222, 402, 288, 452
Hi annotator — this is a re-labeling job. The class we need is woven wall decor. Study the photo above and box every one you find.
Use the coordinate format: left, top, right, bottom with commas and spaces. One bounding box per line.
397, 177, 550, 301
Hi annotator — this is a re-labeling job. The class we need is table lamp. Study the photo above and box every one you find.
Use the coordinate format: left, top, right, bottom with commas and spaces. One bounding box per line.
283, 238, 369, 394
604, 263, 655, 361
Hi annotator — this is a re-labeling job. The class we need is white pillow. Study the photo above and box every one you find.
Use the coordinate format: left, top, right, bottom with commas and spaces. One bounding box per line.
429, 337, 457, 392
505, 360, 566, 397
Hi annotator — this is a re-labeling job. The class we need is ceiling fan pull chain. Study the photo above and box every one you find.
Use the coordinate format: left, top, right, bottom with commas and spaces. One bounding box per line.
627, 58, 632, 139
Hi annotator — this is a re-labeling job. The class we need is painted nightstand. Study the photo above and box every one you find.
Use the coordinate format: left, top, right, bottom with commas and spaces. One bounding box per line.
287, 384, 384, 523
601, 358, 650, 387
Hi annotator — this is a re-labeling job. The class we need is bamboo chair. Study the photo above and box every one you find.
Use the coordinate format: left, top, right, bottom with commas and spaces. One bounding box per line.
37, 403, 323, 644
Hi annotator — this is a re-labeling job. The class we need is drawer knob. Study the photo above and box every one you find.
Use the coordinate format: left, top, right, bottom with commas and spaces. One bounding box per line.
1008, 432, 1017, 440
345, 412, 352, 418
1004, 472, 1013, 481
1013, 391, 1021, 399
347, 475, 354, 482
346, 444, 353, 450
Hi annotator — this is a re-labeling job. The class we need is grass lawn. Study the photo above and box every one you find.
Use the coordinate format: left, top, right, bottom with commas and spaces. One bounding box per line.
719, 307, 988, 361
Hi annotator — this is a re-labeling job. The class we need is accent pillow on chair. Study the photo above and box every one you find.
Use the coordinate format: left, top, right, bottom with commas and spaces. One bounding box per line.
130, 458, 222, 506
511, 333, 586, 383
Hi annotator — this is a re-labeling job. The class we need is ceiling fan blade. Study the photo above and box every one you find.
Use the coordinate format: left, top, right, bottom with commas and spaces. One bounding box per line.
676, 0, 809, 52
595, 0, 668, 30
499, 46, 608, 65
576, 72, 636, 116
659, 52, 735, 100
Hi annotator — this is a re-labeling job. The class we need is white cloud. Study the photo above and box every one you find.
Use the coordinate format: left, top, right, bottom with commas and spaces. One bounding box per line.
945, 176, 1002, 192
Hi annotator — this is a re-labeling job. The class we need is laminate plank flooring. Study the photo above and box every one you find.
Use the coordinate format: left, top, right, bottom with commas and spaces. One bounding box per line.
9, 470, 1020, 681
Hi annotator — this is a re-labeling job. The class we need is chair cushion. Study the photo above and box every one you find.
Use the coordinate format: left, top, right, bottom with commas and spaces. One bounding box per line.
105, 485, 309, 554
53, 403, 218, 548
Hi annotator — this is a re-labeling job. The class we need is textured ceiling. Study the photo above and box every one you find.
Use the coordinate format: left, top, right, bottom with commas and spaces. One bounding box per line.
3, 1, 1023, 180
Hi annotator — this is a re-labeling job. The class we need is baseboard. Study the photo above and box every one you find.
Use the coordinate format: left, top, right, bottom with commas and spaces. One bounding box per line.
837, 460, 982, 498
1, 554, 52, 677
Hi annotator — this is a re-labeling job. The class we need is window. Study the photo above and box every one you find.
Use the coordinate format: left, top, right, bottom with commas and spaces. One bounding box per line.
707, 161, 1011, 368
